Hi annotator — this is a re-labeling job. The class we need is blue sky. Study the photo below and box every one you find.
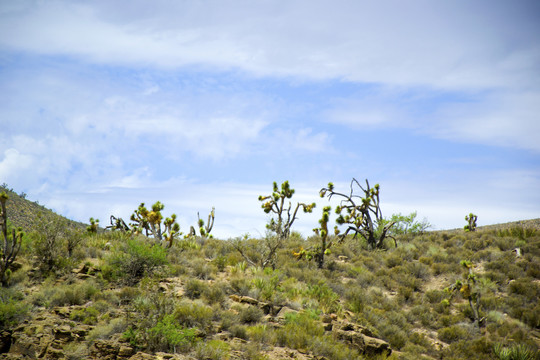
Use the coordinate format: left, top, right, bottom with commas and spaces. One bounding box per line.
1, 0, 539, 238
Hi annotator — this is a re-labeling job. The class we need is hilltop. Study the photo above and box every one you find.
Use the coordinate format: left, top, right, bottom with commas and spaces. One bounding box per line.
0, 184, 85, 233
0, 188, 538, 360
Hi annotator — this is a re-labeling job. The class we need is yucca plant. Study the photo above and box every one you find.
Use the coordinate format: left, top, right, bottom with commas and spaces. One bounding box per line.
494, 343, 538, 360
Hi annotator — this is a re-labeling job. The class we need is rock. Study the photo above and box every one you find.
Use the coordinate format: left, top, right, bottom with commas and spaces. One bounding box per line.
336, 329, 365, 350
9, 331, 54, 359
71, 325, 91, 338
54, 307, 71, 318
321, 314, 333, 323
43, 342, 64, 359
240, 296, 259, 305
334, 321, 391, 356
9, 261, 23, 272
0, 331, 12, 354
229, 294, 241, 302
53, 325, 74, 342
363, 335, 392, 357
90, 339, 119, 360
259, 302, 282, 315
276, 306, 298, 323
118, 345, 136, 358
129, 352, 156, 360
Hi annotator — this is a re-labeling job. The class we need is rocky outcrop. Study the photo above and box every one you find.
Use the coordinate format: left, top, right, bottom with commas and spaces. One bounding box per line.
333, 321, 391, 357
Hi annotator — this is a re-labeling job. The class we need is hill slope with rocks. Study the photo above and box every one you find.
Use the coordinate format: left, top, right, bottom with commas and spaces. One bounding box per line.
0, 189, 538, 360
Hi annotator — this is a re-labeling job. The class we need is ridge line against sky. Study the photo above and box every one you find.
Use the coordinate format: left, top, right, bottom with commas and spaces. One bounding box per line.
1, 0, 539, 238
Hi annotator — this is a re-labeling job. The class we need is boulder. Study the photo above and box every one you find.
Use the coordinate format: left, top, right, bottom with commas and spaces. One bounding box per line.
90, 339, 119, 360
363, 335, 392, 357
0, 331, 11, 354
53, 325, 74, 342
118, 345, 136, 358
334, 321, 391, 356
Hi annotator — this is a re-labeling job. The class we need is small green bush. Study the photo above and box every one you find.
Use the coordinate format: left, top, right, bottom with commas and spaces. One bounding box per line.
70, 306, 100, 325
173, 300, 213, 331
195, 339, 230, 360
87, 317, 128, 342
438, 325, 470, 343
202, 283, 226, 306
106, 237, 168, 284
184, 279, 208, 300
239, 305, 264, 324
147, 314, 197, 353
0, 288, 28, 330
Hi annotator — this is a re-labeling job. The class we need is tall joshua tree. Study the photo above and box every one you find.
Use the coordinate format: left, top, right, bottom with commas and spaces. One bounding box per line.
0, 192, 23, 286
320, 178, 396, 249
234, 181, 315, 269
130, 201, 181, 248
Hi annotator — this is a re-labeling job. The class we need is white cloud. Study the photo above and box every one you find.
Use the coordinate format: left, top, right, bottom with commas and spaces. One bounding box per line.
1, 1, 538, 90
425, 90, 540, 152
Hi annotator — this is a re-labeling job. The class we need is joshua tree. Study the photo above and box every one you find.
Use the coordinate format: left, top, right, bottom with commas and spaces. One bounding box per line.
87, 217, 99, 234
106, 215, 130, 232
294, 205, 337, 269
320, 178, 396, 249
107, 202, 181, 248
445, 260, 484, 328
187, 207, 215, 239
259, 181, 316, 241
234, 181, 315, 269
464, 213, 478, 232
0, 192, 23, 286
130, 202, 181, 248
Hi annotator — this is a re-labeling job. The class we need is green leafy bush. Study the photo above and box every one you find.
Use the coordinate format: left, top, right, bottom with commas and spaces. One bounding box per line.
147, 314, 197, 353
105, 237, 168, 284
195, 339, 230, 360
173, 300, 213, 331
0, 288, 28, 329
438, 325, 470, 343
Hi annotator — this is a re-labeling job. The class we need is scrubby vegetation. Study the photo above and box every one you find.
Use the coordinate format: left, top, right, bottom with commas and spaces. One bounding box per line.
0, 183, 539, 360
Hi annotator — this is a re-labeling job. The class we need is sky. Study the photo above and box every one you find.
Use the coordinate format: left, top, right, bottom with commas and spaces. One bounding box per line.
1, 0, 539, 238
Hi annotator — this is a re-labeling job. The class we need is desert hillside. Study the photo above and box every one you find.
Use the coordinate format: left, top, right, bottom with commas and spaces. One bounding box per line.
0, 188, 538, 360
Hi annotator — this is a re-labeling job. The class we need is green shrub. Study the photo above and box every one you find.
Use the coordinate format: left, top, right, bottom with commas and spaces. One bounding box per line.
276, 312, 323, 350
230, 277, 252, 296
63, 342, 88, 360
229, 324, 249, 340
32, 279, 100, 308
184, 279, 208, 300
195, 339, 230, 360
0, 288, 28, 329
106, 237, 168, 284
247, 324, 275, 344
239, 305, 264, 324
191, 258, 216, 280
424, 289, 446, 304
438, 325, 470, 343
202, 283, 226, 306
70, 306, 100, 325
304, 282, 341, 313
173, 300, 213, 331
147, 314, 197, 353
345, 288, 365, 313
87, 317, 128, 342
405, 261, 431, 280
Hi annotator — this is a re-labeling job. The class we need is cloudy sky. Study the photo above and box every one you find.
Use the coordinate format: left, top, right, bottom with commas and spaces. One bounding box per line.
1, 0, 539, 238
